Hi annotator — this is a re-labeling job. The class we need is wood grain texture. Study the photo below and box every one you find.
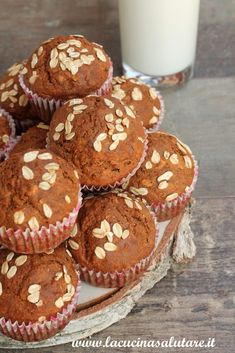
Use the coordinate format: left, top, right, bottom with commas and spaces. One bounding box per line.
161, 77, 235, 198
3, 199, 234, 352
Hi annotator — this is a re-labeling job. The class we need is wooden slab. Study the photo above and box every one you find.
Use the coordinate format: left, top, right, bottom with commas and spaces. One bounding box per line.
0, 207, 195, 349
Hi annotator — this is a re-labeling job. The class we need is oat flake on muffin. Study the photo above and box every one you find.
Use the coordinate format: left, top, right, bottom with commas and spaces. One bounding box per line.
0, 149, 81, 253
0, 62, 36, 121
0, 245, 80, 342
124, 131, 198, 221
48, 95, 147, 189
112, 76, 164, 131
68, 191, 157, 287
22, 35, 112, 100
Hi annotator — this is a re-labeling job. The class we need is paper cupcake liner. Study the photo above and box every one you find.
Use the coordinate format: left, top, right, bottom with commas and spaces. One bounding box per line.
19, 59, 113, 124
0, 272, 81, 342
152, 156, 198, 222
4, 135, 21, 160
82, 131, 148, 193
0, 108, 16, 160
147, 90, 165, 133
0, 191, 83, 254
76, 199, 158, 288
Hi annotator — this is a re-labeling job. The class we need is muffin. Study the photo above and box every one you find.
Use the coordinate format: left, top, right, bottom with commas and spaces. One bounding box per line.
0, 245, 80, 342
68, 191, 157, 287
48, 95, 147, 190
0, 149, 82, 253
0, 62, 37, 125
112, 76, 164, 131
124, 131, 198, 221
8, 123, 49, 157
0, 108, 16, 160
20, 35, 113, 122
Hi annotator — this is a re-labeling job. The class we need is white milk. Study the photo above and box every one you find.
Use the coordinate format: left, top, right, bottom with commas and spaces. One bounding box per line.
118, 0, 200, 77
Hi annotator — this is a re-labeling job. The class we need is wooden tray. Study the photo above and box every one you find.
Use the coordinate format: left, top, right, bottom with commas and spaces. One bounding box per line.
0, 205, 196, 349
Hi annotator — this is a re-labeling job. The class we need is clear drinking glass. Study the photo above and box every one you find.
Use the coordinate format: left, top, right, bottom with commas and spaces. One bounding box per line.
118, 0, 200, 87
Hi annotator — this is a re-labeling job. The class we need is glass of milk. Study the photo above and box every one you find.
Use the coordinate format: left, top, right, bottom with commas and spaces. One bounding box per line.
118, 0, 200, 86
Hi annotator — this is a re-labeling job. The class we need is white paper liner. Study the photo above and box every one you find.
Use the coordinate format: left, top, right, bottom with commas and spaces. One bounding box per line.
0, 191, 83, 254
19, 58, 113, 123
74, 194, 158, 288
82, 131, 149, 193
0, 108, 16, 160
0, 272, 81, 342
4, 135, 21, 160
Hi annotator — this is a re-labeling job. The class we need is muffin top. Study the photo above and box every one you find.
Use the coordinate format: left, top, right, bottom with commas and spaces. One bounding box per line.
112, 76, 163, 130
0, 113, 12, 150
10, 123, 49, 155
48, 95, 146, 188
68, 192, 156, 273
23, 35, 111, 100
0, 62, 35, 120
125, 131, 196, 205
0, 245, 78, 324
0, 149, 80, 230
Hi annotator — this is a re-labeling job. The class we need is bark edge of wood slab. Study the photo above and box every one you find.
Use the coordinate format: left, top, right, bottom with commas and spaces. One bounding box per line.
0, 203, 196, 348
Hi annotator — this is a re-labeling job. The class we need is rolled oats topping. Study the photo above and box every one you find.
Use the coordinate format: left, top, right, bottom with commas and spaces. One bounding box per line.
68, 239, 79, 250
48, 94, 146, 188
112, 76, 163, 129
0, 113, 12, 148
0, 62, 31, 115
92, 219, 130, 259
0, 247, 79, 324
68, 193, 156, 276
126, 132, 196, 206
14, 211, 25, 225
24, 35, 111, 100
0, 149, 80, 232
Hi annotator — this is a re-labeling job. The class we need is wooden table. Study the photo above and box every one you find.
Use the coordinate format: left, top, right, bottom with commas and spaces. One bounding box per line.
0, 1, 234, 352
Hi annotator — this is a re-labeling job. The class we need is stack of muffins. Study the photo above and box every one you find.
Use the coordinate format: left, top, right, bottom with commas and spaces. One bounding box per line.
0, 35, 198, 342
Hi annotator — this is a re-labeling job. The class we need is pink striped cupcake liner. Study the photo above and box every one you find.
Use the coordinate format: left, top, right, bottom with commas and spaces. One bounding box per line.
19, 59, 113, 124
152, 156, 199, 221
4, 135, 21, 160
0, 191, 82, 254
76, 199, 158, 288
0, 108, 16, 160
0, 272, 81, 342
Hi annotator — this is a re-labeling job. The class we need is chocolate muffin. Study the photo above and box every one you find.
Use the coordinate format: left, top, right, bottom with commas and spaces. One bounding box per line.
0, 149, 81, 253
124, 131, 198, 221
0, 245, 80, 342
0, 62, 36, 121
48, 95, 147, 189
0, 109, 15, 159
20, 35, 113, 122
112, 76, 164, 131
68, 191, 157, 287
9, 123, 49, 156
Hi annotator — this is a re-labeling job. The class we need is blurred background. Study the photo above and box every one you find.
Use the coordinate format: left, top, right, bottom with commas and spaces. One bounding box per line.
0, 0, 234, 77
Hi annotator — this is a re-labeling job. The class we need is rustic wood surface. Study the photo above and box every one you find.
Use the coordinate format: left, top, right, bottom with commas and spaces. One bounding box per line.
0, 0, 234, 352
